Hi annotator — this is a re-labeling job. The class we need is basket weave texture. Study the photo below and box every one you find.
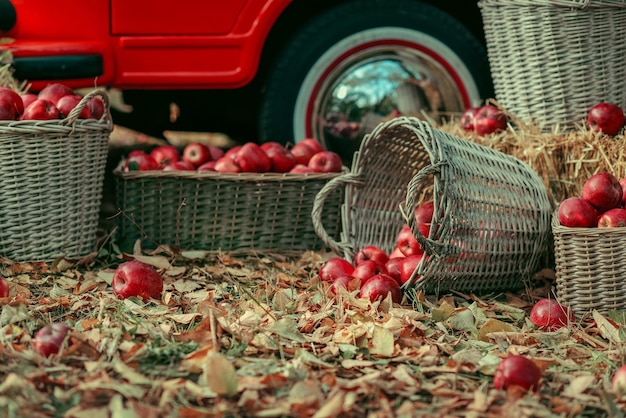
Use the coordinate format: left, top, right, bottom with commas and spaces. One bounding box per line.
114, 170, 344, 252
0, 90, 112, 262
478, 0, 626, 128
552, 213, 626, 315
313, 117, 552, 294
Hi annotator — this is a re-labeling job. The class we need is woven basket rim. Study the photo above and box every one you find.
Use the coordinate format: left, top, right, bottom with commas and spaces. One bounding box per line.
113, 165, 349, 181
551, 210, 626, 235
478, 0, 626, 8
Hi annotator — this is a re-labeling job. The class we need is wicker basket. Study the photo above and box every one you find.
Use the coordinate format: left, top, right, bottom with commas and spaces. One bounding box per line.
313, 117, 552, 294
552, 213, 626, 315
478, 0, 626, 128
0, 89, 112, 262
114, 169, 344, 252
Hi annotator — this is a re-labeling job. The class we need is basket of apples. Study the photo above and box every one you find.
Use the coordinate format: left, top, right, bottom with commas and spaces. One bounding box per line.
553, 171, 626, 315
0, 83, 111, 262
313, 116, 552, 295
114, 138, 345, 252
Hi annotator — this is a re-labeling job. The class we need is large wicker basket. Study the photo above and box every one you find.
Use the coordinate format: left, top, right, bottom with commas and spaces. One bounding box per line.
114, 169, 344, 252
0, 89, 112, 262
552, 213, 626, 315
478, 0, 626, 128
313, 117, 552, 295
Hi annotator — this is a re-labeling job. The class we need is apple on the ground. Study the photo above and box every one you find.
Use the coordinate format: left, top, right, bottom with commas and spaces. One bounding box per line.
0, 277, 8, 298
460, 106, 480, 132
529, 298, 575, 331
359, 274, 402, 303
112, 260, 164, 301
33, 322, 71, 357
318, 257, 355, 282
493, 355, 542, 392
351, 259, 388, 283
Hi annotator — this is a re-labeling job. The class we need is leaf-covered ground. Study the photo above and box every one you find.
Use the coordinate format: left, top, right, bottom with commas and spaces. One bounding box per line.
0, 244, 625, 418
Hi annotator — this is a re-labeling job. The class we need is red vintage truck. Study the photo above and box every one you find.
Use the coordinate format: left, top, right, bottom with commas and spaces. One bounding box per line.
0, 0, 492, 159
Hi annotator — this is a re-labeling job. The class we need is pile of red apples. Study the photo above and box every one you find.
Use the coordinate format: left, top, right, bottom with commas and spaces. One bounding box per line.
318, 200, 434, 302
124, 137, 343, 174
558, 171, 626, 228
0, 83, 104, 121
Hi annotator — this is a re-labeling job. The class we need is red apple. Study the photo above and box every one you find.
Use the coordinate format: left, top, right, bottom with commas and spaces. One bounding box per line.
21, 99, 60, 120
308, 151, 343, 173
529, 298, 574, 331
20, 93, 38, 110
557, 197, 599, 228
620, 178, 626, 206
388, 247, 405, 259
330, 274, 357, 295
385, 257, 405, 285
128, 149, 148, 158
56, 94, 90, 119
395, 225, 423, 256
290, 142, 317, 165
197, 161, 217, 171
289, 164, 314, 174
112, 260, 163, 301
87, 97, 105, 119
261, 142, 296, 173
150, 145, 181, 168
494, 355, 542, 392
587, 102, 625, 136
359, 274, 402, 303
162, 160, 196, 171
33, 322, 71, 357
0, 87, 24, 120
351, 259, 388, 283
0, 277, 8, 298
224, 145, 242, 160
37, 83, 74, 105
598, 207, 626, 228
354, 245, 389, 266
612, 365, 626, 394
399, 254, 424, 284
460, 106, 480, 132
236, 142, 272, 173
414, 200, 435, 238
207, 145, 225, 161
125, 152, 158, 171
299, 138, 324, 154
183, 142, 212, 167
318, 257, 355, 282
214, 157, 241, 173
474, 105, 507, 136
582, 171, 622, 212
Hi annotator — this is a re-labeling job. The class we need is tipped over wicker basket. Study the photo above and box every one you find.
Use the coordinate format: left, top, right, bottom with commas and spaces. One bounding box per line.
114, 169, 344, 253
0, 89, 112, 262
313, 117, 552, 295
478, 0, 626, 128
552, 212, 626, 315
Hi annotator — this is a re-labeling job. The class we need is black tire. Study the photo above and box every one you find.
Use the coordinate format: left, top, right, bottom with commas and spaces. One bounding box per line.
259, 0, 493, 161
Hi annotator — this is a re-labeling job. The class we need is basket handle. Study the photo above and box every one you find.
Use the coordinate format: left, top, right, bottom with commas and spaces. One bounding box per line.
61, 88, 111, 126
312, 172, 362, 256
402, 161, 447, 256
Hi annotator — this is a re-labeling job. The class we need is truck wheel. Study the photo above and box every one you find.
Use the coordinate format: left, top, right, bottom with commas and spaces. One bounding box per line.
259, 0, 492, 162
